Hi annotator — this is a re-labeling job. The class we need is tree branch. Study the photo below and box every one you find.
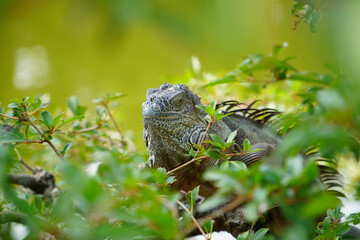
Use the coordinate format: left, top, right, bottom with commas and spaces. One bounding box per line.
176, 200, 209, 240
167, 156, 208, 175
8, 169, 56, 196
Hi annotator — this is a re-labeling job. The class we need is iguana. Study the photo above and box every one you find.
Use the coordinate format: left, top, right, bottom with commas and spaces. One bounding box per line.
142, 83, 281, 194
142, 83, 343, 236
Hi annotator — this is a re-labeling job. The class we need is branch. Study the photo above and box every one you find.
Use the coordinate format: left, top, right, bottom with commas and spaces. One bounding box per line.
74, 125, 100, 133
176, 200, 209, 240
8, 169, 56, 195
14, 147, 35, 174
185, 195, 249, 236
0, 113, 19, 120
29, 121, 64, 161
103, 103, 124, 141
167, 156, 208, 175
0, 113, 64, 160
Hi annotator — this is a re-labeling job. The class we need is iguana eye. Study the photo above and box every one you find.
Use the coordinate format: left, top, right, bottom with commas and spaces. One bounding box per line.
171, 93, 184, 107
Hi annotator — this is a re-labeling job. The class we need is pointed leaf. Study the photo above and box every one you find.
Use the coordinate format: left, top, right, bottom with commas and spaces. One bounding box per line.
227, 130, 238, 144
41, 111, 52, 128
61, 143, 73, 155
243, 139, 251, 153
253, 228, 269, 240
185, 186, 200, 214
52, 113, 64, 126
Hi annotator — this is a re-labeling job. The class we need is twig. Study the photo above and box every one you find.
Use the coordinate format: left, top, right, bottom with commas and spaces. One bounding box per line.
0, 113, 18, 120
167, 156, 208, 175
74, 125, 100, 134
197, 120, 213, 151
167, 120, 214, 175
30, 122, 64, 161
103, 103, 123, 141
176, 200, 208, 240
0, 113, 64, 161
185, 195, 249, 235
14, 147, 35, 174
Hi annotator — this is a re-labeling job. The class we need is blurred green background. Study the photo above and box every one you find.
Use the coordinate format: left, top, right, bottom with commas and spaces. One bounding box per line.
0, 0, 347, 145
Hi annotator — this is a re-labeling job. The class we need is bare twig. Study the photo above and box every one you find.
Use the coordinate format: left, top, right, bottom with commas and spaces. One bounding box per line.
185, 195, 249, 235
103, 103, 124, 141
14, 147, 35, 174
29, 122, 64, 161
167, 156, 208, 175
176, 200, 208, 240
74, 125, 100, 134
0, 113, 18, 120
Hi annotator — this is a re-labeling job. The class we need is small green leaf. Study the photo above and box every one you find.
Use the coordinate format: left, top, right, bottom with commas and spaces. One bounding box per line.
61, 143, 72, 155
210, 134, 224, 146
201, 76, 237, 88
52, 113, 64, 127
327, 209, 335, 220
8, 102, 22, 109
67, 96, 87, 115
24, 122, 31, 138
253, 228, 269, 240
186, 186, 200, 214
205, 150, 223, 159
96, 106, 105, 117
202, 220, 214, 236
165, 176, 176, 184
41, 111, 53, 128
227, 130, 238, 144
243, 139, 251, 153
196, 105, 207, 112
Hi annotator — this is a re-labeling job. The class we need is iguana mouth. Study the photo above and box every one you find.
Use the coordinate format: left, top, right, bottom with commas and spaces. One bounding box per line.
142, 107, 181, 119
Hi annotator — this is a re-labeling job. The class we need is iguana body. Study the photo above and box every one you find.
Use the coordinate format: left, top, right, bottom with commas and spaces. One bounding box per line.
142, 83, 280, 196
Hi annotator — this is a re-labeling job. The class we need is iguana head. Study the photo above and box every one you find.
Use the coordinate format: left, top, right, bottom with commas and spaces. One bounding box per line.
142, 83, 207, 169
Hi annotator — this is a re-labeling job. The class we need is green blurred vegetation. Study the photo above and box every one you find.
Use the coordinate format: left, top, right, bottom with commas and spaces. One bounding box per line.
0, 1, 360, 240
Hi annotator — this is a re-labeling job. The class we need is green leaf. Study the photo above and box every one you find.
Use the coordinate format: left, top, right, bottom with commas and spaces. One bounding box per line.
41, 111, 53, 128
327, 209, 335, 220
0, 125, 28, 143
205, 150, 223, 159
67, 96, 87, 115
201, 76, 237, 88
8, 102, 22, 110
288, 72, 333, 84
253, 228, 269, 240
237, 230, 250, 240
202, 220, 214, 236
24, 122, 31, 138
243, 139, 251, 153
196, 105, 207, 112
61, 143, 73, 155
52, 113, 64, 127
210, 134, 224, 146
227, 130, 238, 144
57, 115, 85, 129
185, 186, 200, 214
96, 106, 105, 117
